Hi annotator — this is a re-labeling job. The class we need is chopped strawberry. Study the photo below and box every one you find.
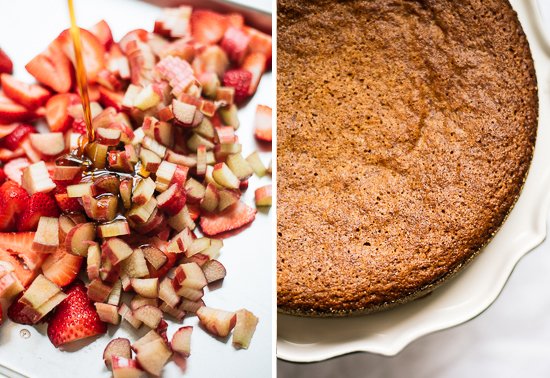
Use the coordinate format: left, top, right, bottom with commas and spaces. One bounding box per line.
0, 180, 29, 215
222, 69, 252, 104
42, 248, 83, 287
86, 84, 101, 102
0, 94, 40, 124
0, 124, 18, 139
226, 13, 245, 29
98, 86, 123, 111
25, 41, 73, 93
17, 192, 60, 232
47, 280, 107, 348
220, 27, 251, 64
0, 168, 5, 184
8, 295, 34, 325
0, 48, 13, 75
254, 104, 272, 142
0, 124, 35, 151
56, 28, 106, 83
46, 93, 80, 132
244, 27, 272, 63
0, 232, 48, 286
190, 10, 228, 45
0, 74, 51, 110
72, 118, 87, 134
89, 20, 114, 49
200, 200, 256, 236
242, 52, 267, 96
3, 157, 30, 184
55, 193, 84, 213
187, 203, 200, 221
0, 199, 14, 231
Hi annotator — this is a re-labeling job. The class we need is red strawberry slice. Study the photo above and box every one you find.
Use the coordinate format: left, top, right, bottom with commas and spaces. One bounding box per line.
0, 180, 30, 215
56, 28, 106, 83
72, 118, 87, 134
0, 232, 48, 286
0, 74, 51, 110
17, 192, 60, 232
220, 27, 251, 64
0, 168, 5, 184
0, 48, 13, 75
242, 52, 267, 96
3, 157, 30, 184
0, 198, 15, 231
46, 93, 80, 132
222, 69, 252, 104
8, 295, 34, 325
1, 124, 35, 151
0, 124, 18, 139
254, 104, 272, 142
98, 86, 123, 111
42, 248, 83, 287
190, 10, 228, 45
200, 200, 256, 236
25, 41, 73, 93
0, 94, 40, 124
47, 280, 107, 348
55, 193, 84, 213
89, 20, 114, 49
226, 13, 245, 29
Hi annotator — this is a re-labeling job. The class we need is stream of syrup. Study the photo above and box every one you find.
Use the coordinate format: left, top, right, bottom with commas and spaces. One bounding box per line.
67, 0, 94, 151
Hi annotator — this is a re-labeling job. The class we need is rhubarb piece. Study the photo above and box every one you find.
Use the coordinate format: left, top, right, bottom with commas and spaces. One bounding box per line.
65, 222, 96, 256
128, 197, 157, 224
142, 136, 166, 158
179, 299, 204, 314
187, 237, 211, 257
87, 243, 101, 280
172, 99, 196, 125
32, 216, 59, 252
135, 337, 172, 376
67, 182, 93, 198
218, 189, 240, 212
120, 248, 149, 278
245, 151, 267, 177
212, 162, 240, 189
167, 228, 194, 254
200, 200, 256, 236
196, 306, 236, 338
86, 142, 109, 169
139, 148, 161, 173
242, 52, 267, 95
87, 279, 113, 302
112, 357, 144, 378
131, 296, 158, 310
107, 280, 122, 306
92, 174, 120, 196
201, 260, 226, 284
166, 150, 197, 167
118, 303, 143, 329
95, 302, 120, 325
173, 263, 207, 291
133, 84, 161, 110
254, 104, 272, 142
21, 161, 56, 194
119, 179, 132, 209
96, 127, 121, 146
232, 309, 259, 349
132, 177, 156, 205
159, 277, 180, 308
185, 178, 205, 203
0, 273, 24, 300
133, 305, 163, 329
171, 326, 193, 357
131, 278, 159, 298
155, 160, 177, 192
103, 238, 133, 265
200, 183, 219, 213
159, 302, 186, 321
226, 153, 253, 180
182, 253, 209, 267
168, 206, 195, 232
53, 165, 82, 182
103, 337, 132, 368
98, 220, 131, 238
155, 6, 192, 38
157, 183, 186, 215
142, 246, 167, 270
219, 104, 239, 129
255, 185, 272, 207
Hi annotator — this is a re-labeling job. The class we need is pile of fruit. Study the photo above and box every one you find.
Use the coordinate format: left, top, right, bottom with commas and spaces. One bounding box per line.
0, 5, 272, 377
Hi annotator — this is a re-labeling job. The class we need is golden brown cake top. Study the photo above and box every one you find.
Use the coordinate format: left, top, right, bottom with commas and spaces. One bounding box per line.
277, 0, 538, 316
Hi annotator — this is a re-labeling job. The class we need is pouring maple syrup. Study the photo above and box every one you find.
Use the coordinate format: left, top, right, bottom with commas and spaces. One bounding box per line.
67, 0, 94, 153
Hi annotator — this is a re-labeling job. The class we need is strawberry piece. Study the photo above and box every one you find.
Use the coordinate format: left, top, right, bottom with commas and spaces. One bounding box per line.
25, 41, 73, 93
200, 200, 256, 236
87, 84, 101, 102
8, 295, 34, 325
0, 148, 24, 163
47, 280, 107, 348
0, 48, 13, 75
17, 192, 60, 232
42, 248, 83, 287
0, 124, 18, 139
254, 104, 272, 142
0, 94, 40, 124
0, 232, 48, 286
244, 27, 272, 63
226, 13, 244, 29
0, 124, 35, 151
0, 198, 15, 231
190, 10, 228, 45
222, 69, 252, 104
220, 27, 251, 64
46, 93, 80, 132
98, 86, 123, 111
89, 20, 114, 49
55, 193, 84, 213
0, 168, 5, 184
0, 74, 51, 110
242, 52, 267, 96
0, 180, 30, 215
187, 203, 200, 221
72, 118, 87, 134
56, 28, 106, 83
3, 157, 30, 184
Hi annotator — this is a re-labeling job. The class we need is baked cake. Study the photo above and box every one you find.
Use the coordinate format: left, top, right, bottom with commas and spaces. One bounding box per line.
277, 0, 538, 316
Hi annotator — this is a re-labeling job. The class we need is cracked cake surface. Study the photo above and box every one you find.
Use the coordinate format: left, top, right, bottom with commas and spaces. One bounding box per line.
277, 0, 538, 316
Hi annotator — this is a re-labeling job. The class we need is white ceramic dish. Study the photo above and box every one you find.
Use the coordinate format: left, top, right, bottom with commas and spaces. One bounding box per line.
0, 0, 273, 377
277, 0, 550, 362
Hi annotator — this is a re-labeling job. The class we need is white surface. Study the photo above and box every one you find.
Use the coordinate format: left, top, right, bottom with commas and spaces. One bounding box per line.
0, 1, 273, 377
277, 0, 550, 363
